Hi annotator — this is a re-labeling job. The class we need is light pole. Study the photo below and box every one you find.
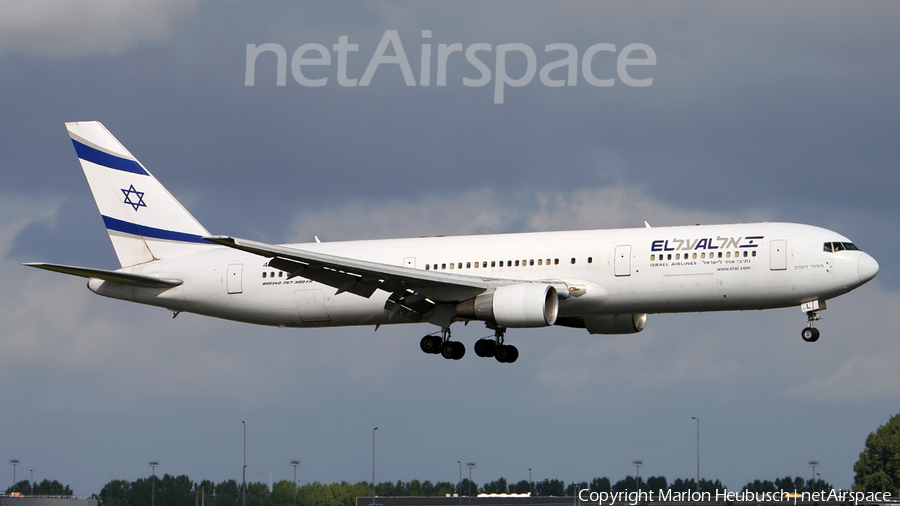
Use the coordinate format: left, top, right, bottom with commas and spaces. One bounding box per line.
632, 461, 643, 494
148, 461, 159, 506
372, 427, 378, 506
290, 460, 300, 506
808, 462, 818, 494
10, 460, 19, 494
529, 468, 533, 497
466, 462, 476, 505
30, 469, 33, 495
457, 461, 462, 506
242, 421, 247, 506
691, 417, 700, 488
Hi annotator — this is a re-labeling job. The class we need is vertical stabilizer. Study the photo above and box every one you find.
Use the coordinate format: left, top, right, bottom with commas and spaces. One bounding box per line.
66, 121, 216, 267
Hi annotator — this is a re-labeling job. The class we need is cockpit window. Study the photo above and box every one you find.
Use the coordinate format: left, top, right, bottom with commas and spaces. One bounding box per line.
825, 241, 861, 252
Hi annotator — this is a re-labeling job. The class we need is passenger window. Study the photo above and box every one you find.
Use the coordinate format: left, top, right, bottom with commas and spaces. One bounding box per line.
466, 262, 471, 268
554, 258, 559, 265
667, 254, 672, 260
676, 254, 681, 260
538, 259, 543, 265
587, 257, 593, 264
546, 259, 551, 265
726, 252, 731, 258
441, 263, 446, 269
262, 272, 266, 278
718, 252, 723, 258
425, 264, 430, 270
491, 261, 496, 267
270, 271, 275, 278
651, 254, 655, 261
743, 251, 748, 257
693, 253, 697, 259
279, 272, 283, 277
752, 251, 756, 257
515, 260, 520, 267
824, 242, 833, 253
508, 260, 512, 266
530, 259, 534, 266
701, 252, 706, 259
571, 258, 576, 264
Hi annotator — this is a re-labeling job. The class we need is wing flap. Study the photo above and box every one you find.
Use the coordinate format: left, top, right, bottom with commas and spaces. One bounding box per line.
205, 235, 488, 301
24, 262, 183, 288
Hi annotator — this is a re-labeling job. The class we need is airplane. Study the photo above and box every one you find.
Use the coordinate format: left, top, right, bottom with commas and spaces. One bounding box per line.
25, 121, 880, 363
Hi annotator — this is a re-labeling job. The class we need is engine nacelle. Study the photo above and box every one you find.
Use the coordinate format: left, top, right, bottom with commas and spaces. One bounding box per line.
583, 313, 647, 334
456, 284, 558, 327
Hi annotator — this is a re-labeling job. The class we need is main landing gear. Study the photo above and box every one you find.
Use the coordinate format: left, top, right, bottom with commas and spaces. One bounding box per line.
474, 327, 518, 363
419, 325, 518, 363
420, 328, 465, 360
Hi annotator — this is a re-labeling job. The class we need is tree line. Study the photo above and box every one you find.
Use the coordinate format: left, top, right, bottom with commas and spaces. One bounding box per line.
5, 479, 73, 496
65, 474, 841, 506
8, 413, 900, 503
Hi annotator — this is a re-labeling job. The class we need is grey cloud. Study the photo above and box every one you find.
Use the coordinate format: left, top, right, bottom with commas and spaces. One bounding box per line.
0, 0, 200, 58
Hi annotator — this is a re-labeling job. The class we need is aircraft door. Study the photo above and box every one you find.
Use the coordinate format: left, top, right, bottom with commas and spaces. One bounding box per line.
615, 245, 632, 277
226, 264, 243, 294
770, 240, 787, 271
296, 290, 331, 322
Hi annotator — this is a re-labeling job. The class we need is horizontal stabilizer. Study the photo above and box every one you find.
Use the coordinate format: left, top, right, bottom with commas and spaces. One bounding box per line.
23, 262, 183, 288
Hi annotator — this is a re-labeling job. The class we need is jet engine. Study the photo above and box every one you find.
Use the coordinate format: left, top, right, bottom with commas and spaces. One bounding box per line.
456, 284, 558, 327
556, 313, 647, 334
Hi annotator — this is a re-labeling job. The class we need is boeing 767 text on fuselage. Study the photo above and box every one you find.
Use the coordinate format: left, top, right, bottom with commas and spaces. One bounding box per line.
26, 122, 879, 363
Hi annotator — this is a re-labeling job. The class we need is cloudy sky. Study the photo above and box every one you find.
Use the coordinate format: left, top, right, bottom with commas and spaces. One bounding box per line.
1, 0, 898, 496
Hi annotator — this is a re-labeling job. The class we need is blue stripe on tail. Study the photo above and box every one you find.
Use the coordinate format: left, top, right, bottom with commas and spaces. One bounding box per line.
102, 215, 210, 244
73, 140, 149, 175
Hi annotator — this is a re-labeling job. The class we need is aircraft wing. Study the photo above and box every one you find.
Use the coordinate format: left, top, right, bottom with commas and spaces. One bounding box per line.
23, 262, 183, 288
204, 235, 492, 304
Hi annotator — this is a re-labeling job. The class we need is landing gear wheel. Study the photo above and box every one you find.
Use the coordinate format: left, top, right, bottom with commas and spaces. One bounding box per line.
441, 341, 465, 360
495, 345, 518, 363
506, 345, 519, 363
474, 338, 497, 358
441, 341, 455, 359
420, 335, 442, 354
801, 327, 820, 342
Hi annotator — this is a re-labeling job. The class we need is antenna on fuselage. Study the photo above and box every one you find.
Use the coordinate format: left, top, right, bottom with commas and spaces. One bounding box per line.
644, 221, 652, 228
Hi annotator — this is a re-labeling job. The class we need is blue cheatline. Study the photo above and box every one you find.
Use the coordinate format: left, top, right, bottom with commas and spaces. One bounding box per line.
102, 215, 210, 244
72, 139, 149, 175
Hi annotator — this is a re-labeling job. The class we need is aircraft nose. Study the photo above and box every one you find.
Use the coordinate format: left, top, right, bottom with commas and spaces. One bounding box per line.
858, 252, 879, 284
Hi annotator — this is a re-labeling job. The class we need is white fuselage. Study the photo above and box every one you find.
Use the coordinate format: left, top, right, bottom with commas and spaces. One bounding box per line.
88, 222, 876, 330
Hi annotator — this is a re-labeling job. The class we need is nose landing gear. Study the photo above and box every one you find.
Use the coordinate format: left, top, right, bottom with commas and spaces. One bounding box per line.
801, 302, 823, 342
